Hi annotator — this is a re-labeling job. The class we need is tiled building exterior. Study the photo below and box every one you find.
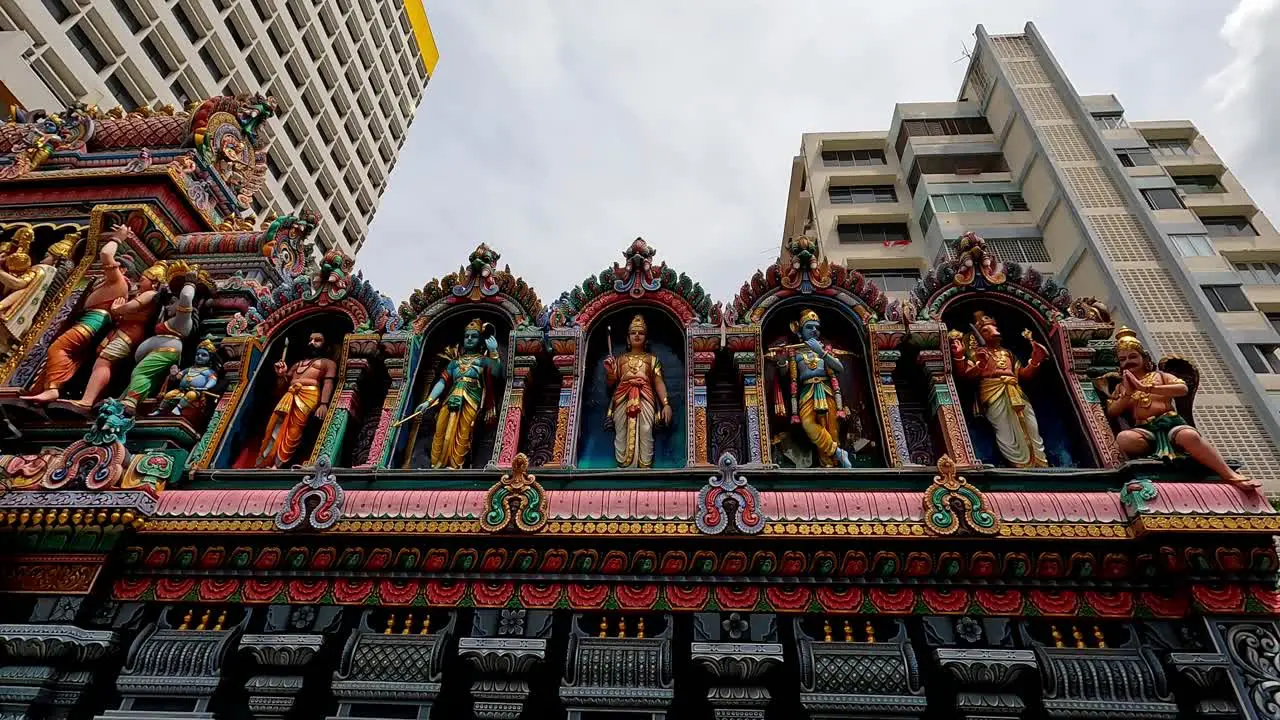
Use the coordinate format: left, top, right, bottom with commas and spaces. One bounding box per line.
783, 22, 1280, 489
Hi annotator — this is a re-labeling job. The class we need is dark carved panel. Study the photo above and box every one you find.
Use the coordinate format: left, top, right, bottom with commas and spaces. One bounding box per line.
707, 356, 746, 465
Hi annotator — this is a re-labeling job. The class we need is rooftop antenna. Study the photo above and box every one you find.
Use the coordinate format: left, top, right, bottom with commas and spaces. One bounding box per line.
954, 41, 972, 64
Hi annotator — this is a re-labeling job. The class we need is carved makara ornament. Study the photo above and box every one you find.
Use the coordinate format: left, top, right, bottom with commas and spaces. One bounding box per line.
923, 454, 998, 536
480, 453, 547, 533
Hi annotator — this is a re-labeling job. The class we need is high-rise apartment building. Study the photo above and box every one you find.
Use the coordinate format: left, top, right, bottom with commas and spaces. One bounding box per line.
782, 22, 1280, 486
0, 0, 438, 255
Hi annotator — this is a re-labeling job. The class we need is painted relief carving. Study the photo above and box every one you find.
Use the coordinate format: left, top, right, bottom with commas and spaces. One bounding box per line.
410, 318, 503, 469
603, 313, 673, 469
768, 308, 854, 468
254, 332, 337, 468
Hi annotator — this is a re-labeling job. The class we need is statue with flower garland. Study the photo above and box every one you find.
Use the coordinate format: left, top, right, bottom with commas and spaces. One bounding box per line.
1102, 327, 1258, 489
768, 308, 854, 469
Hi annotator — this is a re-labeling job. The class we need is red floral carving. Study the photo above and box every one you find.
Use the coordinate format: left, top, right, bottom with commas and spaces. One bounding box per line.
472, 582, 515, 607
721, 552, 748, 575
715, 586, 759, 611
424, 549, 449, 572
659, 551, 688, 575
780, 551, 807, 576
254, 547, 281, 570
765, 586, 811, 612
869, 588, 915, 613
519, 583, 562, 609
1138, 591, 1189, 618
974, 589, 1023, 615
601, 551, 628, 574
922, 589, 969, 614
333, 579, 374, 604
616, 584, 660, 610
310, 547, 336, 570
425, 580, 466, 606
664, 584, 710, 610
378, 579, 420, 606
905, 552, 932, 576
242, 579, 285, 603
198, 548, 225, 569
1192, 584, 1245, 613
566, 583, 609, 609
815, 586, 863, 612
113, 577, 150, 601
155, 577, 196, 601
286, 580, 327, 603
1250, 586, 1280, 612
143, 548, 171, 569
1083, 591, 1134, 617
366, 549, 392, 571
1028, 590, 1079, 616
197, 578, 239, 602
480, 549, 509, 572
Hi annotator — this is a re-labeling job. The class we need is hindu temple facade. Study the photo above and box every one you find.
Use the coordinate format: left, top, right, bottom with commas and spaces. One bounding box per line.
1, 95, 1279, 720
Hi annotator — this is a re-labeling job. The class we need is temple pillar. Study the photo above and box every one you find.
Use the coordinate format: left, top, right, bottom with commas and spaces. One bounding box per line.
917, 348, 979, 467
310, 334, 378, 465
494, 330, 542, 467
688, 336, 718, 466
871, 324, 912, 466
547, 332, 578, 467
691, 613, 781, 720
1067, 335, 1125, 468
1030, 623, 1177, 719
328, 610, 455, 720
366, 335, 408, 468
459, 608, 553, 720
795, 617, 927, 719
560, 613, 673, 720
733, 349, 767, 464
0, 624, 120, 720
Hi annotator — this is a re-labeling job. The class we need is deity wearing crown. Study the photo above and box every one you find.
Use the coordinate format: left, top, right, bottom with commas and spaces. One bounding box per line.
120, 260, 206, 413
1105, 327, 1257, 489
770, 308, 854, 468
603, 313, 673, 469
153, 338, 220, 416
949, 310, 1049, 468
0, 228, 76, 353
413, 317, 503, 469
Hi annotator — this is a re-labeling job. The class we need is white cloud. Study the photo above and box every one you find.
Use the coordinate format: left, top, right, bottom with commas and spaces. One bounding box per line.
363, 2, 1262, 308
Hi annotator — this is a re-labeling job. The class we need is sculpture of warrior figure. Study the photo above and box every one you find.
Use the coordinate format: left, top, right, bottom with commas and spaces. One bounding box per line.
153, 338, 219, 416
22, 227, 135, 404
949, 311, 1049, 468
120, 262, 202, 412
603, 313, 672, 469
1106, 327, 1258, 489
255, 332, 337, 468
412, 318, 503, 469
0, 230, 74, 353
771, 308, 853, 469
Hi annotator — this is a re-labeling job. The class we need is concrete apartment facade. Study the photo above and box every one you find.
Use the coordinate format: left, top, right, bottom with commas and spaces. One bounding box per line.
0, 0, 439, 256
782, 22, 1280, 488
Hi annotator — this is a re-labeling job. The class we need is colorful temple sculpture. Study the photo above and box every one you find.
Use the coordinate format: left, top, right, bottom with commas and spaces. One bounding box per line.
1, 97, 1279, 720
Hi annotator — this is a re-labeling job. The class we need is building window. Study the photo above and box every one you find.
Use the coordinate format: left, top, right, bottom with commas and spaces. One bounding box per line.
836, 223, 910, 245
829, 185, 897, 204
930, 193, 1027, 213
1267, 313, 1280, 335
821, 149, 886, 167
42, 0, 71, 23
225, 17, 251, 50
169, 79, 191, 106
282, 180, 301, 207
1240, 344, 1280, 374
895, 117, 993, 157
1235, 262, 1280, 285
112, 0, 144, 33
1115, 148, 1157, 167
1091, 113, 1127, 129
140, 35, 172, 76
859, 269, 922, 293
104, 72, 139, 111
984, 237, 1051, 264
1202, 216, 1258, 238
68, 24, 109, 72
1148, 139, 1195, 157
283, 119, 301, 145
247, 55, 269, 85
173, 5, 200, 43
1172, 175, 1225, 194
1202, 285, 1253, 312
199, 46, 224, 80
1168, 233, 1215, 257
1142, 188, 1184, 211
266, 154, 282, 179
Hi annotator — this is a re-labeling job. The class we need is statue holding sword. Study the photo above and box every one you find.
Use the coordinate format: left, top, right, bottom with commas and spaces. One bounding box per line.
405, 317, 503, 469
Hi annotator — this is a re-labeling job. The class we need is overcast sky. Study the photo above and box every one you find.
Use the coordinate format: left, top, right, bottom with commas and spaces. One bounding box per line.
361, 0, 1280, 308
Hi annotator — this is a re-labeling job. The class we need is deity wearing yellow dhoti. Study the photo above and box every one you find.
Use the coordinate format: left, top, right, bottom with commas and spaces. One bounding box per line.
0, 230, 73, 353
255, 332, 337, 468
413, 318, 503, 469
949, 311, 1049, 468
770, 308, 853, 468
604, 314, 673, 469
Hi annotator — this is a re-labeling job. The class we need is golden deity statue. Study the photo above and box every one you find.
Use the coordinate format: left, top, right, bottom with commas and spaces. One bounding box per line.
603, 314, 672, 469
412, 317, 503, 469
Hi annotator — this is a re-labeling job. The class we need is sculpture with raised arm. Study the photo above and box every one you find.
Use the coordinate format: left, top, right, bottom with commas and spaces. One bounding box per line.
411, 318, 502, 469
949, 311, 1049, 468
1105, 327, 1258, 489
0, 230, 74, 353
120, 261, 206, 412
770, 308, 853, 469
21, 226, 134, 404
603, 314, 672, 469
255, 332, 337, 468
153, 338, 219, 416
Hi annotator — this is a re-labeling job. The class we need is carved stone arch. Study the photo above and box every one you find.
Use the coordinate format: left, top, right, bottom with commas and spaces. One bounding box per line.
904, 232, 1123, 469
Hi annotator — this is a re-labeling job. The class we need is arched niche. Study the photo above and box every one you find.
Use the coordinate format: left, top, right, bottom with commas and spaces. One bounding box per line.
576, 304, 687, 469
940, 297, 1094, 469
219, 312, 354, 469
761, 298, 885, 468
890, 343, 943, 465
396, 306, 512, 469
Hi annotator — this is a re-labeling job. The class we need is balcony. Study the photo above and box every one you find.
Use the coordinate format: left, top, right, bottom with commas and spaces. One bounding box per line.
1182, 189, 1257, 218
1243, 284, 1280, 312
